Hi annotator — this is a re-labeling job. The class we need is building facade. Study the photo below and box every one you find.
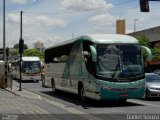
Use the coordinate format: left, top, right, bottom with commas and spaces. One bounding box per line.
33, 41, 45, 53
128, 26, 160, 48
116, 19, 126, 34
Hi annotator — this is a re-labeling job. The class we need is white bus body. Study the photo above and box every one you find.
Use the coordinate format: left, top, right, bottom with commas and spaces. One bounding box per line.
12, 56, 42, 81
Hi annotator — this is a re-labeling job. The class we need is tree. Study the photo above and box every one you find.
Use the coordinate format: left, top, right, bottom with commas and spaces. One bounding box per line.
10, 49, 19, 56
137, 35, 150, 47
137, 35, 150, 60
137, 35, 160, 61
151, 48, 160, 61
13, 43, 28, 50
23, 49, 44, 59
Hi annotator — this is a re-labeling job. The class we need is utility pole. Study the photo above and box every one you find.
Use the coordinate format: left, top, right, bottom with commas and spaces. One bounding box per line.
2, 0, 7, 89
134, 19, 139, 36
3, 0, 6, 61
19, 11, 24, 91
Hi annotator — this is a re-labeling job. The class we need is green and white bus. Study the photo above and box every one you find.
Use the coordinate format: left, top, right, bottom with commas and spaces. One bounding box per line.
43, 34, 152, 101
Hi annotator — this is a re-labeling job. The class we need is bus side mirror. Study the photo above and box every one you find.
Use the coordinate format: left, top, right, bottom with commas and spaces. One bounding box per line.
89, 45, 97, 62
82, 51, 90, 57
141, 46, 152, 62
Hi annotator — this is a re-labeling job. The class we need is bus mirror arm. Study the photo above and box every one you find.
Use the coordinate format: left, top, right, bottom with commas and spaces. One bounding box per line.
82, 51, 90, 57
89, 45, 97, 62
141, 46, 152, 62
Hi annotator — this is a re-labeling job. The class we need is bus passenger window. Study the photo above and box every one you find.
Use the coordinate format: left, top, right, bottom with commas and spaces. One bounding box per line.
53, 55, 68, 63
60, 55, 68, 62
53, 57, 59, 63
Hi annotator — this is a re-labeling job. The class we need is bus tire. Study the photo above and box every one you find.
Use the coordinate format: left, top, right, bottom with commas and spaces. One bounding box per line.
51, 78, 56, 94
78, 83, 85, 101
119, 99, 127, 103
35, 80, 39, 83
143, 91, 149, 100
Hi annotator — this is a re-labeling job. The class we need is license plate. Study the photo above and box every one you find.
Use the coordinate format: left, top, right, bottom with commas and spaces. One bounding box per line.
120, 93, 128, 97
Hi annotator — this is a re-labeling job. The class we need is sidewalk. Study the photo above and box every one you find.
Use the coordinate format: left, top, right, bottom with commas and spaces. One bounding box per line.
0, 81, 53, 120
0, 82, 102, 120
0, 87, 48, 114
6, 84, 42, 100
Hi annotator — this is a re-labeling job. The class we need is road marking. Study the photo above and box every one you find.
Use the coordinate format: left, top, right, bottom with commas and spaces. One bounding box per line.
128, 99, 160, 108
44, 98, 103, 120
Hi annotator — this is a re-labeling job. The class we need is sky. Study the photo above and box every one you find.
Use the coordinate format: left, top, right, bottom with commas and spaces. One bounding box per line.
0, 0, 160, 48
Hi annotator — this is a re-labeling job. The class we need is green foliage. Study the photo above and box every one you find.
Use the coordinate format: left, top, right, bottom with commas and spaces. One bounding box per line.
137, 35, 150, 60
10, 49, 19, 56
137, 35, 160, 61
23, 49, 44, 59
13, 44, 19, 49
23, 44, 28, 49
151, 48, 160, 60
13, 43, 28, 50
137, 35, 150, 47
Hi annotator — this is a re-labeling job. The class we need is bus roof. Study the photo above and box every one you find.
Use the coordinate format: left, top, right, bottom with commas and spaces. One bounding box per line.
46, 34, 139, 50
22, 56, 40, 61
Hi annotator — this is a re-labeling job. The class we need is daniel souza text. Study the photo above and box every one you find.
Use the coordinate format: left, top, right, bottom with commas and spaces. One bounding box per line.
127, 114, 160, 120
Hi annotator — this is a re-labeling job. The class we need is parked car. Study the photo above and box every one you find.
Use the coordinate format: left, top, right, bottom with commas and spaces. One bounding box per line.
153, 69, 160, 75
144, 73, 160, 99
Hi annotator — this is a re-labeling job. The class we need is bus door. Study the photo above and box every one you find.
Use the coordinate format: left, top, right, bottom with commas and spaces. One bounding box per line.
82, 51, 96, 95
69, 40, 83, 89
82, 41, 97, 93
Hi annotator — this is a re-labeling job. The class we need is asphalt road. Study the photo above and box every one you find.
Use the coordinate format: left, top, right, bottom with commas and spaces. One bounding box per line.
13, 80, 160, 120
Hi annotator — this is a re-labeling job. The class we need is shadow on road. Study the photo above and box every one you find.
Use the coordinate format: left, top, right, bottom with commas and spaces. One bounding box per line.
40, 90, 144, 109
14, 79, 39, 83
13, 79, 146, 109
140, 97, 160, 101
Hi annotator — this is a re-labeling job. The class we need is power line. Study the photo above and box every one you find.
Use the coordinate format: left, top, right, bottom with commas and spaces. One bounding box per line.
23, 0, 40, 12
25, 8, 106, 15
7, 1, 135, 15
6, 0, 40, 14
114, 0, 135, 6
24, 0, 135, 15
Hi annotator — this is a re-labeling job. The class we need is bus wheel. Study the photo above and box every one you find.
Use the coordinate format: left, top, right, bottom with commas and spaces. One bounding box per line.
119, 99, 127, 103
143, 91, 149, 100
78, 83, 85, 101
51, 78, 56, 94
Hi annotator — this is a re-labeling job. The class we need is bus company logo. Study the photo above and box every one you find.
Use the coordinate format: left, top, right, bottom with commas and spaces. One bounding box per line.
94, 82, 111, 90
94, 82, 105, 89
94, 82, 129, 92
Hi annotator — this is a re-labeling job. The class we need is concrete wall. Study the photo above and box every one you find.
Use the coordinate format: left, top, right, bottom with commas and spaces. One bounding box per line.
128, 26, 160, 48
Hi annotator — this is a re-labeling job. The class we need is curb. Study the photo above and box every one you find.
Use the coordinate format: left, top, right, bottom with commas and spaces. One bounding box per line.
5, 88, 20, 96
4, 86, 41, 100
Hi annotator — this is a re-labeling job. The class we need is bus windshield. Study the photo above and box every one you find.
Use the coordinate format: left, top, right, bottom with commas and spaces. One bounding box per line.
22, 61, 41, 74
96, 44, 143, 79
